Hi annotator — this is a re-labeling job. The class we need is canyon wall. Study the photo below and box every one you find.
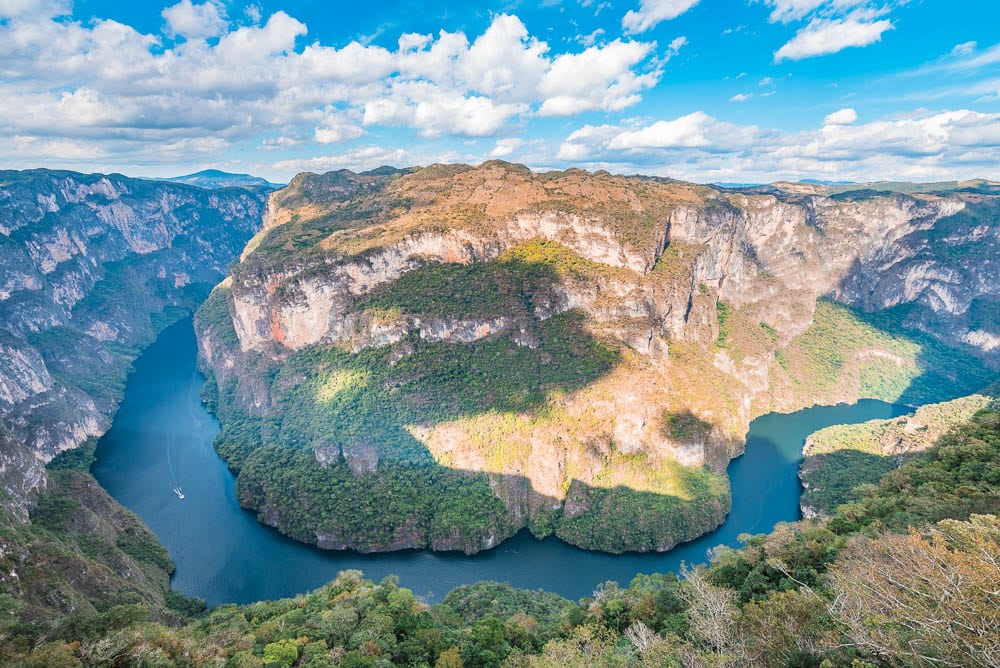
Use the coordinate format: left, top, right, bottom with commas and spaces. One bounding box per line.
0, 169, 266, 519
197, 163, 1000, 553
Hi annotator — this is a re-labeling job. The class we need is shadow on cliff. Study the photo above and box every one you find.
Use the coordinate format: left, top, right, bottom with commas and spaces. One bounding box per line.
216, 258, 732, 554
799, 449, 914, 518
821, 293, 998, 407
832, 196, 1000, 406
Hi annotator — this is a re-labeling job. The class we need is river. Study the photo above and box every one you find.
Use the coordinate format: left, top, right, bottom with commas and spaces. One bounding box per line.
91, 318, 909, 605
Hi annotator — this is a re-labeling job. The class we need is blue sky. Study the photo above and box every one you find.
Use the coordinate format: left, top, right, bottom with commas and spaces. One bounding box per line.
1, 0, 998, 183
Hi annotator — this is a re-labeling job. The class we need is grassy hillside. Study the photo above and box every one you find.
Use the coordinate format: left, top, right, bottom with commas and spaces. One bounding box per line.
767, 300, 992, 406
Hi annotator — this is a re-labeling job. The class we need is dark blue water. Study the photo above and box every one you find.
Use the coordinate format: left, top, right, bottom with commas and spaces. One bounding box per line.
92, 318, 909, 605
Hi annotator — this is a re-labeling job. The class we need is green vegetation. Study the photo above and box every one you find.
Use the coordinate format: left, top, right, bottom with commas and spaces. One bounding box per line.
0, 473, 181, 659
220, 309, 621, 552
359, 241, 621, 321
239, 446, 515, 553
779, 299, 993, 405
6, 406, 998, 666
662, 411, 713, 442
556, 476, 729, 553
801, 394, 995, 514
715, 301, 731, 347
203, 237, 739, 554
197, 282, 240, 349
801, 450, 897, 515
831, 407, 1000, 534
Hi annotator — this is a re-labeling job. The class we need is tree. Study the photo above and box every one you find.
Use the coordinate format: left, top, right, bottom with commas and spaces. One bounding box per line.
262, 639, 300, 667
830, 514, 1000, 668
681, 565, 749, 666
436, 647, 464, 668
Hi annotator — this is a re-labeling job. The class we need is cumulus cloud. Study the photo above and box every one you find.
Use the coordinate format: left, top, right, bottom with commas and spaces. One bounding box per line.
538, 39, 658, 115
490, 138, 525, 157
556, 108, 1000, 182
0, 0, 69, 18
162, 0, 228, 40
0, 7, 659, 167
730, 92, 753, 102
623, 0, 700, 34
824, 107, 858, 125
762, 1, 895, 61
313, 113, 366, 144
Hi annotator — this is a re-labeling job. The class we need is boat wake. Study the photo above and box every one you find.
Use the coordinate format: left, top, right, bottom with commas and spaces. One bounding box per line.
173, 486, 185, 500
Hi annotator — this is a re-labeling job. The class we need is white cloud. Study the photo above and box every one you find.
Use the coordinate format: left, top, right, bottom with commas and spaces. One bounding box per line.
579, 28, 605, 47
245, 4, 262, 24
538, 39, 658, 115
366, 83, 527, 137
607, 112, 739, 149
730, 92, 753, 102
314, 113, 366, 144
775, 14, 892, 61
556, 109, 1000, 182
623, 0, 700, 34
261, 135, 303, 150
763, 2, 895, 62
162, 1, 228, 40
951, 41, 977, 57
490, 138, 525, 157
270, 145, 466, 175
763, 0, 866, 24
823, 107, 857, 124
0, 8, 660, 168
0, 0, 69, 18
272, 146, 414, 173
667, 35, 688, 54
915, 42, 1000, 76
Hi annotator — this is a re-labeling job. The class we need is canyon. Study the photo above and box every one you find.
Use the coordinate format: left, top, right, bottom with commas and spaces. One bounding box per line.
0, 169, 266, 626
195, 162, 1000, 554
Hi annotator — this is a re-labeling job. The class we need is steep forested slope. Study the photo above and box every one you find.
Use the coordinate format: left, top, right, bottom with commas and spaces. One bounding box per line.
0, 169, 266, 519
197, 162, 999, 554
6, 403, 998, 667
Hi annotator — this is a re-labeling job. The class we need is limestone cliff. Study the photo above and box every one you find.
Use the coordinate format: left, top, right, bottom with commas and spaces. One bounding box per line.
0, 169, 266, 520
197, 162, 999, 553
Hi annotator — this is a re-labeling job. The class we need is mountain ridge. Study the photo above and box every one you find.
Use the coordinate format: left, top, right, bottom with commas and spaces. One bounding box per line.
155, 169, 284, 190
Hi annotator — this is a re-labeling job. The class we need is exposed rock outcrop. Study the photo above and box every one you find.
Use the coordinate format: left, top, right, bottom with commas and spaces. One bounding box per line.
197, 162, 1000, 553
0, 169, 266, 519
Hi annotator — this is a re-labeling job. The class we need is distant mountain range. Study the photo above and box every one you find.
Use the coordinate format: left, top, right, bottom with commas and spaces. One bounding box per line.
156, 169, 284, 190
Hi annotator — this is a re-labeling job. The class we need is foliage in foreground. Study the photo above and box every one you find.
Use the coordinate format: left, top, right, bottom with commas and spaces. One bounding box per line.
5, 405, 998, 667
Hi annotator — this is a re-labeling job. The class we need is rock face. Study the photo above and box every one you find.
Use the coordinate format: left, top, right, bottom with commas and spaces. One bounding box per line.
0, 169, 266, 520
197, 162, 1000, 554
